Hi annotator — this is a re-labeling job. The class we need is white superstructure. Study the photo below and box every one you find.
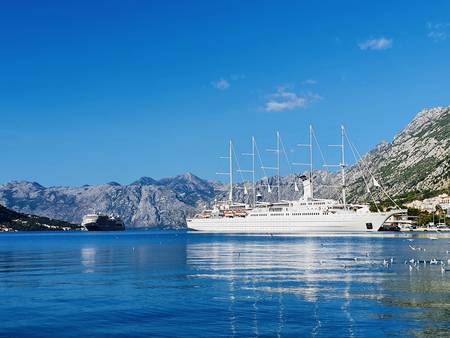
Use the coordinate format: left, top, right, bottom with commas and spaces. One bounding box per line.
187, 126, 406, 233
81, 213, 100, 226
187, 179, 403, 233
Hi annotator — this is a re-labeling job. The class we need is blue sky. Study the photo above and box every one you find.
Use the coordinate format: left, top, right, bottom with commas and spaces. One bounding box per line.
1, 1, 450, 186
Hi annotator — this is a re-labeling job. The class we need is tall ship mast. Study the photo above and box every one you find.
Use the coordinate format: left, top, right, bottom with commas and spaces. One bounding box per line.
187, 127, 406, 233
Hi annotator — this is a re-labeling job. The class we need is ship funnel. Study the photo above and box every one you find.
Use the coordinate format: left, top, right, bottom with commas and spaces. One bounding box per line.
299, 175, 313, 200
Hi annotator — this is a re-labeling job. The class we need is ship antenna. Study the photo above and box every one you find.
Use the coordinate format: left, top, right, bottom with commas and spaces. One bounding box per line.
238, 136, 256, 206
324, 125, 347, 208
277, 131, 280, 202
309, 125, 313, 197
216, 140, 234, 203
293, 124, 314, 199
229, 140, 233, 202
341, 125, 347, 209
263, 131, 281, 202
252, 137, 255, 206
240, 137, 257, 206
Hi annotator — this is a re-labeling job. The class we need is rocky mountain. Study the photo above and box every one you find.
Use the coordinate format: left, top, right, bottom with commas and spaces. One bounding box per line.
0, 106, 448, 228
0, 173, 223, 228
345, 106, 450, 201
0, 204, 79, 231
0, 172, 337, 229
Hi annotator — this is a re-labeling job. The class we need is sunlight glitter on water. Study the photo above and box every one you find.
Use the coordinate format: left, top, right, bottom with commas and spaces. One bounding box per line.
0, 231, 449, 337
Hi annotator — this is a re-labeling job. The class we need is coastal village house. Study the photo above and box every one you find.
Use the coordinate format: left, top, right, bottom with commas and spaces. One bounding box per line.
405, 194, 450, 215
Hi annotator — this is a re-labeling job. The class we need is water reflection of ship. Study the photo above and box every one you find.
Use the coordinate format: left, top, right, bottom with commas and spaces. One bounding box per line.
186, 237, 386, 336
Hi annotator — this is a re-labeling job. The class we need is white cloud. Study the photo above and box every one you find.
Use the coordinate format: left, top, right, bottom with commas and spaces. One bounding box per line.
427, 22, 450, 41
264, 87, 321, 112
358, 37, 393, 50
301, 79, 318, 85
211, 78, 230, 90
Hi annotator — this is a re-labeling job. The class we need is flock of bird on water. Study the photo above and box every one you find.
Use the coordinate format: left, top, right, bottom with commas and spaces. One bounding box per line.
327, 237, 450, 275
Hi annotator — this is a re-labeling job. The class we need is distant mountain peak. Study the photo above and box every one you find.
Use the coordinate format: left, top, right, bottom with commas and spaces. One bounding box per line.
130, 177, 157, 186
158, 172, 204, 186
400, 105, 449, 137
7, 181, 44, 190
179, 172, 195, 179
174, 172, 202, 182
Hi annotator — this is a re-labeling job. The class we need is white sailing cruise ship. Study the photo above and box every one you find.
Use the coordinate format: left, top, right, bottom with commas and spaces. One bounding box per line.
187, 126, 406, 233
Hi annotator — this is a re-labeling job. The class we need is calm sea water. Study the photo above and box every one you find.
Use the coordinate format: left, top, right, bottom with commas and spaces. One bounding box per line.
1, 231, 450, 337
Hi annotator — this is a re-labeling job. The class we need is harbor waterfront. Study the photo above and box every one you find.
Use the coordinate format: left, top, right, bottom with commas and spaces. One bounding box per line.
1, 231, 450, 337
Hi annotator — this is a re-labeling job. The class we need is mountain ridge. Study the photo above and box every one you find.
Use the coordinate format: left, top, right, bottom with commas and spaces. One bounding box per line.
0, 105, 448, 228
345, 105, 449, 201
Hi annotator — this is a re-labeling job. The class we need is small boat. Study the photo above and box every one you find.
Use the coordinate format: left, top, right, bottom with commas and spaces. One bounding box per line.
81, 213, 125, 231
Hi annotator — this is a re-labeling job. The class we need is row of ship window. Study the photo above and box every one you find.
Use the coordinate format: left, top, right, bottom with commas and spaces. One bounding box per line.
268, 203, 327, 211
300, 202, 326, 206
250, 212, 326, 217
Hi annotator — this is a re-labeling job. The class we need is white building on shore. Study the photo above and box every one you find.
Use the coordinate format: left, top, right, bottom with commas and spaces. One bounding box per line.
405, 194, 450, 214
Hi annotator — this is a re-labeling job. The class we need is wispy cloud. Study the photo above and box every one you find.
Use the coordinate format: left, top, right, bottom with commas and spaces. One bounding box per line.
211, 78, 230, 90
264, 87, 321, 112
427, 22, 450, 41
211, 74, 245, 90
301, 79, 318, 85
358, 37, 393, 50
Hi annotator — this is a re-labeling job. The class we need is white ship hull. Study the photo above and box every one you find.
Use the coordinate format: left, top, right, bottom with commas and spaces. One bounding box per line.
187, 212, 397, 233
189, 127, 406, 234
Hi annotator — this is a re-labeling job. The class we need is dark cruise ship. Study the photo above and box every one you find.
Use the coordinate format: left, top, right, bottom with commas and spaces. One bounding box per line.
81, 213, 125, 231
